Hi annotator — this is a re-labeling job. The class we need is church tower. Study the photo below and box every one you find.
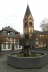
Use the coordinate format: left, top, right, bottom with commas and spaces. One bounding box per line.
23, 5, 34, 39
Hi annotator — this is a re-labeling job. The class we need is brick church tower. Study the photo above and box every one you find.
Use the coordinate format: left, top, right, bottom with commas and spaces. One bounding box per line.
23, 5, 34, 39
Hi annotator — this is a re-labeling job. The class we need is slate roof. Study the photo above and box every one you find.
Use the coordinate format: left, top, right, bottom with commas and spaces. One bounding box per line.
33, 30, 48, 35
0, 26, 20, 38
25, 5, 31, 16
2, 26, 18, 34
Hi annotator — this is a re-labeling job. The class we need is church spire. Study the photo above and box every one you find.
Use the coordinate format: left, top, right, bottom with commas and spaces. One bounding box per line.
23, 4, 34, 39
25, 4, 31, 17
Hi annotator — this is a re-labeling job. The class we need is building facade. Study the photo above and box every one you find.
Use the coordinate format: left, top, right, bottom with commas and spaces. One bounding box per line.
33, 31, 48, 48
0, 26, 22, 51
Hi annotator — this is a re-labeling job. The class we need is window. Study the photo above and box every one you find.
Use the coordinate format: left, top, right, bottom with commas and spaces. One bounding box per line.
29, 17, 32, 20
29, 27, 32, 33
3, 43, 6, 49
40, 35, 42, 37
16, 40, 18, 48
8, 33, 10, 35
25, 34, 29, 39
8, 43, 10, 49
16, 40, 18, 43
24, 23, 28, 27
36, 41, 39, 45
16, 44, 18, 48
36, 38, 38, 40
29, 22, 32, 26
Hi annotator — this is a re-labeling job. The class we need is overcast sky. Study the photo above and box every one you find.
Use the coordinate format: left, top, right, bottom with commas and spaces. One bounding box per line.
0, 0, 48, 34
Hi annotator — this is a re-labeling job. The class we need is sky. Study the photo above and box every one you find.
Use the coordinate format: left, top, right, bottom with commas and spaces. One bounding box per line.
0, 0, 48, 34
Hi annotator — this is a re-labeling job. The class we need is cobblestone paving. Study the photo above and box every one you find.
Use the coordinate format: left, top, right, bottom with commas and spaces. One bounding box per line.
0, 55, 48, 72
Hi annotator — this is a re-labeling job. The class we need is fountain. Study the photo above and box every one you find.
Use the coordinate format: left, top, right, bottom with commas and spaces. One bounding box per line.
7, 24, 47, 69
7, 5, 48, 69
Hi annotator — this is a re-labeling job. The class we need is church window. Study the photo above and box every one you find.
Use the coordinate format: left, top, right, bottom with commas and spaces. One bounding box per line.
29, 22, 32, 26
24, 23, 28, 27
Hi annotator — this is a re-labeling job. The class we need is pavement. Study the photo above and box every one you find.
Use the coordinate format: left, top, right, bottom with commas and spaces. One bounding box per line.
0, 54, 48, 72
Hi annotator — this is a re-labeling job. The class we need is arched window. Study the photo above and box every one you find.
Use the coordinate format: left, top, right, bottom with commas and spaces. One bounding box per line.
24, 23, 28, 27
29, 22, 32, 26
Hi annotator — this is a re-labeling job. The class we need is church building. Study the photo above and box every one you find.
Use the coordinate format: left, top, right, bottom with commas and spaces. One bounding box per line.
23, 5, 34, 39
23, 5, 48, 48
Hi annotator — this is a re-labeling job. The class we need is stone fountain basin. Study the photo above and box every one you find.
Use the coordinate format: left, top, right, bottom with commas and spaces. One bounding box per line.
7, 52, 48, 69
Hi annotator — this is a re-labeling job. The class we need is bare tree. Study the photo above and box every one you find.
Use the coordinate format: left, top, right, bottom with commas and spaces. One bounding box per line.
40, 18, 48, 31
40, 18, 48, 48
